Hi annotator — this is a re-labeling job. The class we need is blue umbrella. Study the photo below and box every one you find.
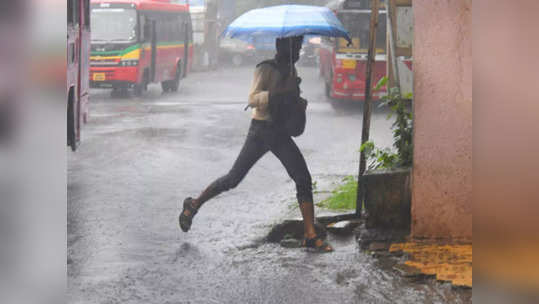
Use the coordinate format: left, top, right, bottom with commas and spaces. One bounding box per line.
222, 5, 352, 44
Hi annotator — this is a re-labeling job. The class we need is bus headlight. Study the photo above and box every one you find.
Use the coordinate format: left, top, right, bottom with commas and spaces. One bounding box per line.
120, 60, 139, 66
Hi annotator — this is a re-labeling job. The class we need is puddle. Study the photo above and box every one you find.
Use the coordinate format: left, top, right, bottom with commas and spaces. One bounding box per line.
265, 219, 326, 244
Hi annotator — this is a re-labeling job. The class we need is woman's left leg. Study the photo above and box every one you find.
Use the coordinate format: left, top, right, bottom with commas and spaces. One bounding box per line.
179, 122, 269, 232
270, 135, 333, 252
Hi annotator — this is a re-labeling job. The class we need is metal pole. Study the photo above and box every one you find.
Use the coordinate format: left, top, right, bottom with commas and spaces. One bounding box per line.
356, 0, 380, 217
184, 20, 190, 77
387, 0, 401, 91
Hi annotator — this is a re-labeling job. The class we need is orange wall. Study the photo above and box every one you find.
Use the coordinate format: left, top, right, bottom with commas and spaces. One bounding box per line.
411, 0, 472, 240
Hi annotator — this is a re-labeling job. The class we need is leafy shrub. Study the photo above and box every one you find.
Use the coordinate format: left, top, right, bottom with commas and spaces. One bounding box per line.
361, 77, 413, 170
318, 78, 414, 210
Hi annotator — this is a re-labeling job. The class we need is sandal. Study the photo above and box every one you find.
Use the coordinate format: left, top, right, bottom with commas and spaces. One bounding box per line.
302, 235, 334, 253
179, 197, 198, 232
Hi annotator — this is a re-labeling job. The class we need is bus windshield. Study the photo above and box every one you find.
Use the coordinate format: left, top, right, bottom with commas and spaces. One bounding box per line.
337, 11, 386, 53
91, 8, 137, 43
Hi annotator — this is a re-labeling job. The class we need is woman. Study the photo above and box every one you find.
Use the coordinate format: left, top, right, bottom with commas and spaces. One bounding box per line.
179, 36, 333, 253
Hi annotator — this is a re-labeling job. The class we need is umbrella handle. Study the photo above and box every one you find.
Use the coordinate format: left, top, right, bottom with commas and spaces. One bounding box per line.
290, 40, 293, 76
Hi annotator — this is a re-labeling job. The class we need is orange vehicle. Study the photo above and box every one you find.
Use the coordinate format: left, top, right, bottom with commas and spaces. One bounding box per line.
90, 0, 193, 95
319, 0, 388, 103
67, 0, 91, 151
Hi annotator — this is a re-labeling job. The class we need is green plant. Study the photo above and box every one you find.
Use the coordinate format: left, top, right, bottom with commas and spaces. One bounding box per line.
360, 142, 400, 170
316, 176, 357, 210
317, 78, 413, 210
361, 77, 413, 170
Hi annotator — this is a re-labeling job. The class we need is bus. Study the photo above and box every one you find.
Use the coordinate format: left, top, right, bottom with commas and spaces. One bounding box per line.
89, 0, 193, 95
67, 0, 91, 151
319, 0, 388, 104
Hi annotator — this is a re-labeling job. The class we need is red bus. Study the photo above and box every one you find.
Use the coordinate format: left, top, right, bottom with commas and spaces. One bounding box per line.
67, 0, 91, 151
89, 0, 193, 95
319, 0, 387, 104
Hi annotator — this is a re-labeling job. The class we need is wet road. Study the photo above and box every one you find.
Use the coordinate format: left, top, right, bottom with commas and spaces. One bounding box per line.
68, 66, 469, 303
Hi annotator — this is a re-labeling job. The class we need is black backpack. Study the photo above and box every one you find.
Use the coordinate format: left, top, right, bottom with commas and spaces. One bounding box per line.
257, 59, 307, 137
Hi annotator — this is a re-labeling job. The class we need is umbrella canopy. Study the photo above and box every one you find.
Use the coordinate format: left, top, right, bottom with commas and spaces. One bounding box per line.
222, 5, 351, 44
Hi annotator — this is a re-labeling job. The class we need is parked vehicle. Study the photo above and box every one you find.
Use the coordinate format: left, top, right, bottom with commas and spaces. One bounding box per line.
89, 0, 193, 95
299, 36, 322, 67
67, 0, 91, 151
219, 35, 282, 66
218, 37, 256, 66
249, 36, 276, 61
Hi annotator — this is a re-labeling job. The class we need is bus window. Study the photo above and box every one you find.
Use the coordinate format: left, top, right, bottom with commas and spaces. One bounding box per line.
83, 0, 90, 28
67, 0, 80, 25
178, 14, 185, 37
167, 16, 176, 42
337, 11, 386, 53
173, 16, 183, 42
67, 0, 72, 24
156, 17, 166, 43
139, 15, 146, 42
376, 13, 387, 52
74, 0, 80, 25
187, 14, 193, 43
157, 15, 181, 43
91, 8, 137, 43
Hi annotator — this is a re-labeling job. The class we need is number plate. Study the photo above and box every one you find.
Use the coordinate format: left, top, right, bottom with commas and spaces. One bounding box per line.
93, 73, 105, 81
342, 59, 357, 69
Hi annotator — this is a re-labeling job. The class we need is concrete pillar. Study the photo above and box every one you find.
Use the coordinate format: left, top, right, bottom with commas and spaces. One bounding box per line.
411, 0, 472, 240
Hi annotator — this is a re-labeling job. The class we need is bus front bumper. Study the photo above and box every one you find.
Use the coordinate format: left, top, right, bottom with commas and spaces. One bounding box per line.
331, 88, 386, 101
90, 66, 139, 88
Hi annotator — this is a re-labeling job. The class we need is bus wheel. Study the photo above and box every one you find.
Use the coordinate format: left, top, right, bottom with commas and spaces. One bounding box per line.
134, 83, 146, 96
134, 84, 142, 96
325, 81, 332, 99
161, 81, 170, 93
111, 87, 128, 98
134, 72, 149, 96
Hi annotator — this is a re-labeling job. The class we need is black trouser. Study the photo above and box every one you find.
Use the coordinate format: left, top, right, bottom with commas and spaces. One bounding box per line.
209, 119, 313, 204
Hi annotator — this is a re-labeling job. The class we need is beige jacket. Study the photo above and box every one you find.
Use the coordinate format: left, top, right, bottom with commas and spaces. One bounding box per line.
248, 63, 298, 121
